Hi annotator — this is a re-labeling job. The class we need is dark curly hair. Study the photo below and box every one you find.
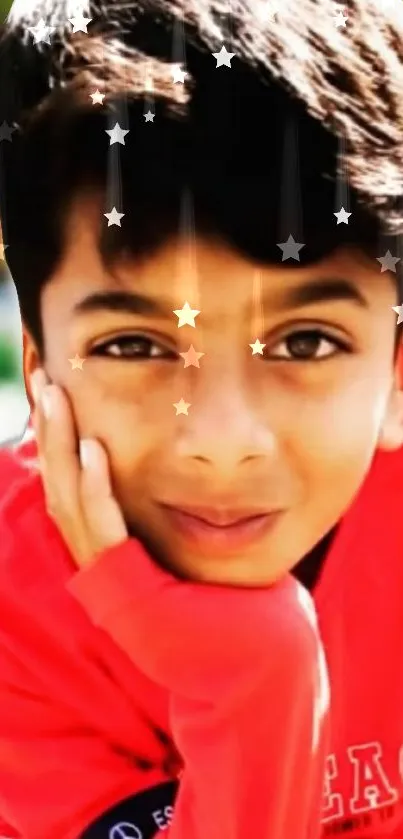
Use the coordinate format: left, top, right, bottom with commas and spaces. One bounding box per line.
0, 0, 403, 355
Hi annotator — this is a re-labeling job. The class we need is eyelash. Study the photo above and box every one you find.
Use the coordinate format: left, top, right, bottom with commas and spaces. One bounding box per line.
89, 329, 350, 363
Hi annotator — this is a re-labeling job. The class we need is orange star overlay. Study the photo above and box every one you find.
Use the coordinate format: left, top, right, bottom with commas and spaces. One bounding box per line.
173, 398, 191, 415
68, 354, 86, 371
179, 345, 205, 368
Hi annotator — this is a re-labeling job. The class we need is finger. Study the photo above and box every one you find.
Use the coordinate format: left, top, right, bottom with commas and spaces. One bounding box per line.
79, 438, 128, 554
37, 384, 81, 510
31, 372, 89, 558
30, 368, 50, 468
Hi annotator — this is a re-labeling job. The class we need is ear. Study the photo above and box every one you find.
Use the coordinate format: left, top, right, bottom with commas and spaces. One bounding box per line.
22, 327, 42, 414
378, 343, 403, 452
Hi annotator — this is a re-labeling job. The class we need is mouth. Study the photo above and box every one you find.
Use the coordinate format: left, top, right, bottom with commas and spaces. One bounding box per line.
160, 504, 283, 556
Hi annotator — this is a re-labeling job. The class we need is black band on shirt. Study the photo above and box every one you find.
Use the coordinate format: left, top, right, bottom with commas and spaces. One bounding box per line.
79, 779, 179, 839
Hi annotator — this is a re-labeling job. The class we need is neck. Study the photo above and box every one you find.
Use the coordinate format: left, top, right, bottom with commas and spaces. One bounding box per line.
292, 526, 338, 591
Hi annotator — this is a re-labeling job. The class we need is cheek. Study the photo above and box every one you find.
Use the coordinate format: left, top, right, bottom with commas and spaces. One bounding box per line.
70, 383, 173, 478
289, 373, 389, 495
270, 375, 389, 556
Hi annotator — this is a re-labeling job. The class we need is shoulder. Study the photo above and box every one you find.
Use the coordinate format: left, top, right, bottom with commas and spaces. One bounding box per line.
365, 446, 403, 505
0, 423, 39, 502
0, 425, 42, 535
350, 446, 403, 568
0, 428, 76, 598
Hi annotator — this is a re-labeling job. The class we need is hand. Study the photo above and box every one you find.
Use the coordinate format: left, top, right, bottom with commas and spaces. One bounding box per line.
30, 368, 128, 568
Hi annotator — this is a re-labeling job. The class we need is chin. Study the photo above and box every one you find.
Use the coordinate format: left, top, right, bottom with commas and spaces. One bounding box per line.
166, 555, 290, 588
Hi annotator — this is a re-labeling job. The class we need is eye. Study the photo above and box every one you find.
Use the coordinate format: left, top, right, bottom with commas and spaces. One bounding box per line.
268, 329, 348, 361
90, 334, 176, 360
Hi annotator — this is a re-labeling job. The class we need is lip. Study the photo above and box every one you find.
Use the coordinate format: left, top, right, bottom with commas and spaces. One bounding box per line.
160, 505, 283, 556
160, 503, 275, 527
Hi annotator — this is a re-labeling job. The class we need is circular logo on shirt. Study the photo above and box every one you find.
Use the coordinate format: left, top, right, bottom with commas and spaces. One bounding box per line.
109, 822, 143, 839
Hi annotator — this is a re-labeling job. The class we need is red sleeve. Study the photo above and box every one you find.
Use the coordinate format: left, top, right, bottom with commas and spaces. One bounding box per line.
68, 538, 330, 839
0, 634, 171, 839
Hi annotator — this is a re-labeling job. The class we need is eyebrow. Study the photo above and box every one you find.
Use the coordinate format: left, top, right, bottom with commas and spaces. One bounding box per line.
272, 277, 368, 310
73, 290, 172, 318
72, 277, 368, 320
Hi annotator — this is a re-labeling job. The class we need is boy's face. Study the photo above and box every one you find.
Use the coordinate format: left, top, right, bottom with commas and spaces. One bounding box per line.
25, 196, 403, 585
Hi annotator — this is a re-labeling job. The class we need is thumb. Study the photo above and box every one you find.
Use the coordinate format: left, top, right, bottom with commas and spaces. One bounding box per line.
79, 438, 128, 555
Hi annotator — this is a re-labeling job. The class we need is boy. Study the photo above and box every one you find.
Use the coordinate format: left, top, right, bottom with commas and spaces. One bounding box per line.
0, 0, 403, 836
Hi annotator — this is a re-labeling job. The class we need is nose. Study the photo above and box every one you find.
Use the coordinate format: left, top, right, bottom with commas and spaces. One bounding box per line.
175, 377, 276, 472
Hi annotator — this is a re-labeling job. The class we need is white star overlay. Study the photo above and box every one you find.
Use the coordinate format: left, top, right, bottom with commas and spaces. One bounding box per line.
90, 90, 105, 105
377, 251, 401, 273
334, 10, 348, 27
277, 234, 305, 262
171, 65, 187, 84
392, 305, 403, 325
0, 122, 16, 142
27, 17, 56, 45
173, 302, 201, 328
334, 207, 352, 224
212, 45, 236, 68
104, 207, 125, 227
105, 123, 130, 145
68, 13, 92, 33
250, 339, 266, 355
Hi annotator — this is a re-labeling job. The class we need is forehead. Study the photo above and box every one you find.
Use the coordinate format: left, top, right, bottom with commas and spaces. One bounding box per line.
55, 192, 395, 306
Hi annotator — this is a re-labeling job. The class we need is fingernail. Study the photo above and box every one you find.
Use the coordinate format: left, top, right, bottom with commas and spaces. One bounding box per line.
41, 387, 53, 419
79, 439, 92, 469
30, 369, 47, 405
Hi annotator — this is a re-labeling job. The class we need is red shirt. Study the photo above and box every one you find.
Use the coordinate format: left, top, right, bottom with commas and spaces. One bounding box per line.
0, 433, 402, 838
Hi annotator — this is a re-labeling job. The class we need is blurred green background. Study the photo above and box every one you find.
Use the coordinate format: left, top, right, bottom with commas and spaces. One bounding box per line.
0, 1, 10, 20
0, 0, 30, 444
